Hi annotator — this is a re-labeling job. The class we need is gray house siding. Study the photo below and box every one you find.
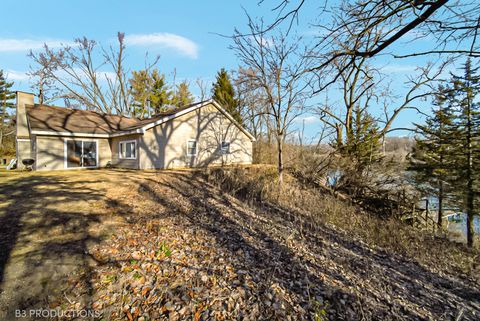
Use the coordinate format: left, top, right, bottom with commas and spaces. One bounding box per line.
110, 134, 141, 169
139, 103, 253, 169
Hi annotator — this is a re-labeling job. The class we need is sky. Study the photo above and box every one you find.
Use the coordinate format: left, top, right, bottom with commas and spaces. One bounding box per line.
0, 0, 456, 142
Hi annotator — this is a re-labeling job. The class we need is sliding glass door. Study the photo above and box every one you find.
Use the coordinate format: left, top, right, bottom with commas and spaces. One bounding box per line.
66, 140, 97, 168
82, 141, 97, 167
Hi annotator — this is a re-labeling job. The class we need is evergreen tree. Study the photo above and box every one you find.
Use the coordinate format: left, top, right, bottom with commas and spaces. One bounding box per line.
447, 58, 480, 247
129, 70, 151, 118
342, 106, 382, 169
149, 70, 173, 114
0, 70, 15, 153
129, 69, 174, 118
212, 68, 242, 124
408, 85, 456, 229
172, 81, 194, 108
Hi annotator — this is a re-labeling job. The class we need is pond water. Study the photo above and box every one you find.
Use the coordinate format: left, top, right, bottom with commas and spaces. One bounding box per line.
446, 213, 480, 243
328, 170, 479, 243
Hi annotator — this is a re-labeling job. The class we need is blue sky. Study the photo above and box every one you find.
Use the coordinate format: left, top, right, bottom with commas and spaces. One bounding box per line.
0, 0, 451, 141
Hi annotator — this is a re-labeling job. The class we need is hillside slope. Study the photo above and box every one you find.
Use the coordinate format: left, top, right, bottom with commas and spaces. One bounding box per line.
0, 169, 479, 320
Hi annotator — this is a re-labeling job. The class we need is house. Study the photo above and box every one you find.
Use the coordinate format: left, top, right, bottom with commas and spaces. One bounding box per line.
15, 92, 254, 171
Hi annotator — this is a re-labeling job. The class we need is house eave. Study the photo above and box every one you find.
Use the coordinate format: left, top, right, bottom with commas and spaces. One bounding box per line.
30, 130, 111, 138
30, 128, 146, 138
109, 129, 144, 137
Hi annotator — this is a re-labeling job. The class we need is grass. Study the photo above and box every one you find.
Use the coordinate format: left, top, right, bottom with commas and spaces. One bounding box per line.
0, 169, 158, 316
205, 166, 480, 277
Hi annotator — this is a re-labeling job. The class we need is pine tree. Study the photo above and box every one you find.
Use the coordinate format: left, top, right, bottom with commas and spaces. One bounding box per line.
129, 70, 151, 118
212, 68, 242, 124
408, 85, 456, 229
332, 104, 382, 175
0, 70, 15, 153
343, 106, 382, 169
172, 81, 194, 108
447, 58, 480, 247
149, 70, 173, 114
129, 69, 174, 118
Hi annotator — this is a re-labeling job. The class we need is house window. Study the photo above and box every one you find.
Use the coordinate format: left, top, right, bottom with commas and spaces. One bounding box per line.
221, 141, 230, 154
119, 140, 136, 159
187, 140, 197, 156
65, 139, 98, 168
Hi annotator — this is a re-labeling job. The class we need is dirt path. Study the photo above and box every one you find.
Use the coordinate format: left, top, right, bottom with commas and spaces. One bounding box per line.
0, 170, 479, 320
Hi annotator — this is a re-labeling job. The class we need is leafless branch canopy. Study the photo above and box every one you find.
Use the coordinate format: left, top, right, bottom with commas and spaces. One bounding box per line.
29, 33, 160, 116
265, 0, 480, 60
231, 14, 313, 182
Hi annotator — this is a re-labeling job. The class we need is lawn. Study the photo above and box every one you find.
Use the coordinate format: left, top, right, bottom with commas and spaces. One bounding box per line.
0, 169, 157, 320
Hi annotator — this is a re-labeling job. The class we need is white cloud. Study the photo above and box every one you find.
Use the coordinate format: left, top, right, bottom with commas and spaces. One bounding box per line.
296, 115, 319, 124
125, 33, 199, 59
4, 70, 29, 81
0, 38, 69, 52
378, 64, 419, 73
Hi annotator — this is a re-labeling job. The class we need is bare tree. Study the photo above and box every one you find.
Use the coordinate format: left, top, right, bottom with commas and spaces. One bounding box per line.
195, 78, 211, 102
28, 32, 159, 116
317, 59, 446, 159
262, 0, 480, 59
231, 17, 311, 184
234, 67, 268, 140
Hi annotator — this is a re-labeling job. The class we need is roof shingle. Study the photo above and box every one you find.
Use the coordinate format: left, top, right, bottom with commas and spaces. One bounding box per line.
25, 102, 206, 135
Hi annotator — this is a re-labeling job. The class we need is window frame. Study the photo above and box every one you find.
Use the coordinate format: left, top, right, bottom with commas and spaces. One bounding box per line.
119, 140, 137, 160
220, 141, 231, 154
63, 139, 99, 169
186, 139, 198, 157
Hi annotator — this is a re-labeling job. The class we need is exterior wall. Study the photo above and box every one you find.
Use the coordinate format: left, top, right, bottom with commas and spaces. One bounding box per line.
35, 136, 111, 171
25, 102, 253, 171
139, 103, 253, 169
16, 92, 35, 170
17, 139, 35, 167
110, 134, 141, 169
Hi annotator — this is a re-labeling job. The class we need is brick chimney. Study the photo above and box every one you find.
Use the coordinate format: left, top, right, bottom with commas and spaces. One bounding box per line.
16, 92, 35, 169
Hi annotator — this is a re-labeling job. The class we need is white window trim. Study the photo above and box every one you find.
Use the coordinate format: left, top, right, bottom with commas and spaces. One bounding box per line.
119, 140, 137, 160
186, 139, 198, 157
221, 141, 231, 154
63, 139, 99, 170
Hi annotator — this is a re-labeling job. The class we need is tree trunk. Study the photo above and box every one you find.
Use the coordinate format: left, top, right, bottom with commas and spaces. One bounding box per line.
466, 177, 474, 247
336, 125, 343, 148
437, 179, 443, 229
465, 86, 474, 248
277, 134, 284, 185
0, 98, 6, 150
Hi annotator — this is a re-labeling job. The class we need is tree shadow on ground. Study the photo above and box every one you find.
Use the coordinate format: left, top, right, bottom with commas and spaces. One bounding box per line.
139, 172, 480, 320
0, 173, 132, 320
137, 173, 389, 320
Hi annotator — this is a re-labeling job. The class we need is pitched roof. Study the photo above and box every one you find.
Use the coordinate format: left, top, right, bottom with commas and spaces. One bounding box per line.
25, 100, 255, 141
26, 101, 207, 136
26, 105, 142, 135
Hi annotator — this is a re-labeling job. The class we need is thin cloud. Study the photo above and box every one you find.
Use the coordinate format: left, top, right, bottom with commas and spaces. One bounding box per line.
377, 64, 419, 73
5, 70, 29, 81
4, 68, 118, 85
125, 33, 199, 59
0, 38, 70, 52
296, 115, 319, 124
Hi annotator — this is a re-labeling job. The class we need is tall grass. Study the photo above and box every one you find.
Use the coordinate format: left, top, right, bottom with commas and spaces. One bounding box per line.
206, 166, 479, 278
